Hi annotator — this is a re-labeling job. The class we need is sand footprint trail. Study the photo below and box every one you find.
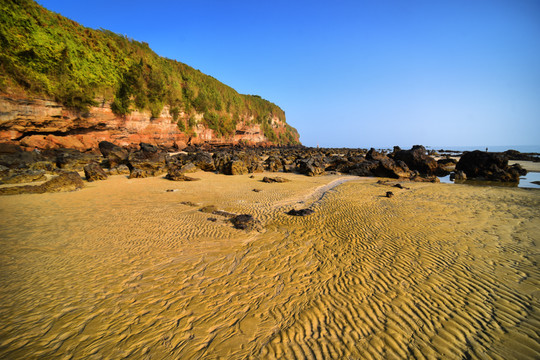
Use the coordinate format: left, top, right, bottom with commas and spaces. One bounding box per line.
0, 174, 538, 359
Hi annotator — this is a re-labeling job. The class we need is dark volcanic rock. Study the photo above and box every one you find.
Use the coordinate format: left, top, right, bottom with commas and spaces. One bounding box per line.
262, 176, 290, 183
373, 158, 411, 179
0, 170, 47, 184
392, 145, 438, 175
230, 214, 261, 231
99, 141, 129, 168
456, 151, 524, 182
83, 162, 108, 182
366, 148, 386, 161
225, 159, 249, 175
56, 150, 99, 171
128, 143, 167, 177
436, 158, 457, 176
165, 168, 200, 181
0, 171, 84, 195
347, 160, 379, 176
41, 172, 85, 192
287, 208, 315, 216
265, 155, 283, 172
297, 157, 325, 176
191, 152, 215, 172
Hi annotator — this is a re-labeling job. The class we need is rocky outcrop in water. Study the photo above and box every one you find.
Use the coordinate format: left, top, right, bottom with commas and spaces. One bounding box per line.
456, 151, 527, 182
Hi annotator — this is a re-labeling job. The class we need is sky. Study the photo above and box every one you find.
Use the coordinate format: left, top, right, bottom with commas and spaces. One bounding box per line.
37, 0, 540, 148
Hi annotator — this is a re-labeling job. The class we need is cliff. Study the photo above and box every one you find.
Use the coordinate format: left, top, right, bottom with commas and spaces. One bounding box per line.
0, 94, 295, 151
0, 0, 300, 150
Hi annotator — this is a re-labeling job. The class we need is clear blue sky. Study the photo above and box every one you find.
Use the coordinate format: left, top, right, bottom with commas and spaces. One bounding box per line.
38, 0, 540, 148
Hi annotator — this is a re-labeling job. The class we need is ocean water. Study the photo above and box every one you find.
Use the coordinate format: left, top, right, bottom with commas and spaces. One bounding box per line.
426, 145, 540, 154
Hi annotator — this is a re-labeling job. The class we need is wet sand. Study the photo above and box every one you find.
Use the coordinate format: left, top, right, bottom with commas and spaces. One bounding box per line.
0, 172, 539, 359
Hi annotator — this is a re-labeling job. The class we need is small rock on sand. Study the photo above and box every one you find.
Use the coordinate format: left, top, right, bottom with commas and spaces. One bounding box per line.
262, 176, 290, 183
230, 214, 261, 231
287, 209, 315, 216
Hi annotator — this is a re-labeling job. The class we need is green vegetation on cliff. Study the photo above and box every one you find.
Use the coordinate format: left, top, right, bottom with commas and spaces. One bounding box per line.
0, 0, 299, 144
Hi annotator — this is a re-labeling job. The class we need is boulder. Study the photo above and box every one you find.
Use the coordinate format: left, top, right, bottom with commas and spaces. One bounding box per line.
297, 157, 325, 176
107, 164, 130, 175
99, 141, 129, 168
128, 143, 167, 177
224, 159, 248, 175
456, 151, 523, 182
366, 148, 386, 161
347, 160, 379, 176
0, 171, 84, 195
0, 170, 47, 184
436, 158, 457, 176
262, 176, 291, 183
41, 172, 85, 192
83, 162, 108, 182
372, 158, 411, 179
265, 155, 283, 172
55, 150, 99, 171
165, 168, 200, 181
392, 145, 438, 175
450, 170, 467, 181
190, 152, 215, 172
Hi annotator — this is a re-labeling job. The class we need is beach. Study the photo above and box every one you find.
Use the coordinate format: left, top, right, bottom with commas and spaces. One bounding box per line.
0, 172, 539, 359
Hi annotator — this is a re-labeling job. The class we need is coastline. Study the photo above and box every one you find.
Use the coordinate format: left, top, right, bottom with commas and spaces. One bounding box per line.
1, 172, 539, 358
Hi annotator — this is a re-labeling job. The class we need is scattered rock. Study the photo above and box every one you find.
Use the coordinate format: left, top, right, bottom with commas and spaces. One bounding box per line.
262, 176, 290, 183
165, 168, 200, 181
393, 183, 407, 189
392, 145, 438, 175
107, 164, 130, 175
207, 217, 217, 222
450, 170, 467, 181
128, 168, 146, 179
56, 149, 99, 171
83, 162, 108, 182
230, 214, 261, 231
0, 171, 84, 195
0, 170, 47, 184
297, 157, 325, 176
165, 189, 177, 192
225, 159, 249, 175
212, 210, 237, 218
386, 191, 394, 198
252, 188, 262, 192
200, 205, 218, 213
265, 155, 283, 172
180, 201, 198, 207
287, 208, 315, 216
456, 151, 523, 182
99, 141, 129, 168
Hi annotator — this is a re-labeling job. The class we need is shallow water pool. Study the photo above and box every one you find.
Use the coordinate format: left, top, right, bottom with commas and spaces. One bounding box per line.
439, 172, 540, 189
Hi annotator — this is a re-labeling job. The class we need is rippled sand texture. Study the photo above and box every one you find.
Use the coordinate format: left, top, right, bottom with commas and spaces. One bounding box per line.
0, 173, 539, 359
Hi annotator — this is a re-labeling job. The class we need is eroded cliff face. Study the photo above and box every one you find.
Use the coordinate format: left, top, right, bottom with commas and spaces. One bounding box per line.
0, 95, 297, 151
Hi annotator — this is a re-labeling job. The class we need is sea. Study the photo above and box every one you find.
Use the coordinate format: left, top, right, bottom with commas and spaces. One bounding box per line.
425, 145, 540, 154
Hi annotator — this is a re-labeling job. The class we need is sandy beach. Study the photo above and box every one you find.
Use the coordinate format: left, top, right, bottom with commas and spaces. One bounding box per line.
0, 172, 539, 359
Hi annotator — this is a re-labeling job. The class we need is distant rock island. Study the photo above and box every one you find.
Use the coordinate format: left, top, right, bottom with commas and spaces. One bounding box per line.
0, 0, 300, 151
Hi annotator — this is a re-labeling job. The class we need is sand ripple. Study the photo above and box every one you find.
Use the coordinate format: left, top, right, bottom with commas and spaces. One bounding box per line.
0, 173, 538, 359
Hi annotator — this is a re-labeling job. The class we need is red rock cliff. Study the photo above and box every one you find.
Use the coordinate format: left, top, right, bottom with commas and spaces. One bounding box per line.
0, 94, 298, 151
